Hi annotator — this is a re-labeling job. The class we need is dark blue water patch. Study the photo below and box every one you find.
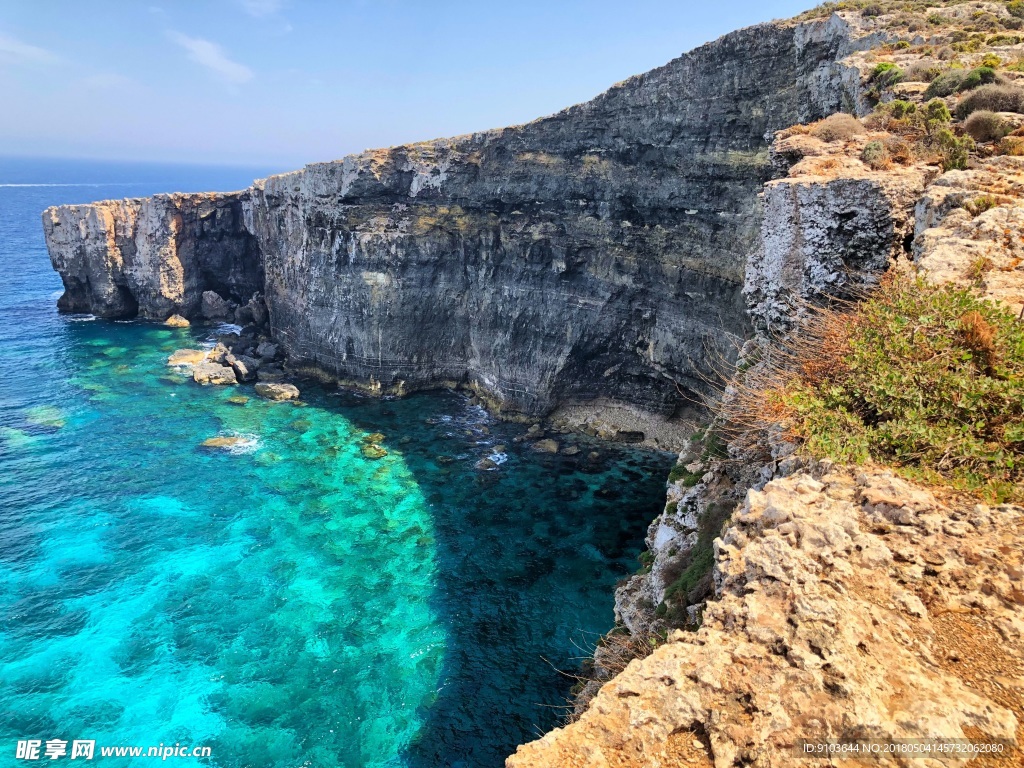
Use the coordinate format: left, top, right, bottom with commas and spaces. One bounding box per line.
0, 160, 674, 767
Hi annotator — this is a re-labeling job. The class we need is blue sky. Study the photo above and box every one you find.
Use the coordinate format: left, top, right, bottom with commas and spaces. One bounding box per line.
0, 0, 814, 169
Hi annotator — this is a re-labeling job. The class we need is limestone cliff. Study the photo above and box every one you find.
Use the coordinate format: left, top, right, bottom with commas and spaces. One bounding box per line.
43, 15, 866, 419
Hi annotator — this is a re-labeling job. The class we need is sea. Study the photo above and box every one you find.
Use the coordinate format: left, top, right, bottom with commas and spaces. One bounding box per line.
0, 157, 673, 767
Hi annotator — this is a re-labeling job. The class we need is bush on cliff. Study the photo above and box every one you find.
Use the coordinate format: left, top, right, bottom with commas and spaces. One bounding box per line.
733, 274, 1024, 502
810, 112, 866, 142
964, 110, 1011, 142
956, 84, 1024, 117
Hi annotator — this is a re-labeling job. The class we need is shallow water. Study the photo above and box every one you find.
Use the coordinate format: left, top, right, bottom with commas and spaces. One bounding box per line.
0, 160, 673, 767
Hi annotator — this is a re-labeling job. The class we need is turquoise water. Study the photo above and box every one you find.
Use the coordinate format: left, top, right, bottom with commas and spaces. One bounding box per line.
0, 159, 673, 767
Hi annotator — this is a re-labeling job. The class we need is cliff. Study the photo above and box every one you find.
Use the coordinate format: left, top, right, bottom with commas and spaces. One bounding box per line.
43, 15, 867, 420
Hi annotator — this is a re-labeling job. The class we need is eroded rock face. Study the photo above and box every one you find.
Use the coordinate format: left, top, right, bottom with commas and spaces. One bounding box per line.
43, 15, 863, 418
43, 192, 262, 319
510, 469, 1024, 768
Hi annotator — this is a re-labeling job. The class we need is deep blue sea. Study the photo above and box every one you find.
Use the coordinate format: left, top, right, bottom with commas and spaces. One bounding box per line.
0, 157, 672, 767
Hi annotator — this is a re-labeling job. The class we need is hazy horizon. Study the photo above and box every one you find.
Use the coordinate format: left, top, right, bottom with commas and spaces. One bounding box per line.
1, 0, 814, 169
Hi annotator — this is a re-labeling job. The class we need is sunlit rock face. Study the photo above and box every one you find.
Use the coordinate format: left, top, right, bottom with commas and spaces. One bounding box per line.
45, 15, 862, 418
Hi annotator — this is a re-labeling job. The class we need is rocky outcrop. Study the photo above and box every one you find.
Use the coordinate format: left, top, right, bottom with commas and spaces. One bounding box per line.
43, 192, 261, 319
914, 156, 1024, 316
43, 14, 869, 419
744, 131, 936, 337
510, 468, 1024, 768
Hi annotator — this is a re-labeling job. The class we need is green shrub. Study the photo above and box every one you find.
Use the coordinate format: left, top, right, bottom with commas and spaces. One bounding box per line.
964, 110, 1010, 142
894, 40, 911, 50
862, 140, 891, 169
861, 3, 883, 16
870, 61, 904, 88
766, 276, 1024, 502
667, 463, 687, 483
1009, 0, 1024, 19
955, 84, 1024, 117
935, 128, 975, 170
980, 53, 1002, 69
925, 66, 998, 98
961, 66, 999, 90
888, 99, 917, 119
924, 69, 969, 97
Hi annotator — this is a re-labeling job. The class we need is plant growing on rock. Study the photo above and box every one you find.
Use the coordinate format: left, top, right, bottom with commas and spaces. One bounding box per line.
862, 140, 892, 169
810, 112, 866, 142
728, 275, 1024, 502
934, 127, 975, 170
956, 84, 1024, 117
964, 110, 1011, 141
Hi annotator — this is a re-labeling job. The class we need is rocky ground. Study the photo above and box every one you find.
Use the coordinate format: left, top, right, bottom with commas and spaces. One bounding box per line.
510, 467, 1023, 768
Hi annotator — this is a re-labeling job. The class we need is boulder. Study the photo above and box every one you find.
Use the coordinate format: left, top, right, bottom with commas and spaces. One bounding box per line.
227, 395, 249, 405
193, 360, 237, 385
246, 295, 269, 327
532, 438, 560, 454
164, 314, 190, 328
208, 343, 231, 364
254, 382, 299, 401
563, 445, 581, 456
230, 354, 260, 383
233, 304, 254, 326
475, 457, 498, 470
167, 349, 207, 366
201, 290, 233, 320
362, 432, 386, 444
255, 341, 279, 361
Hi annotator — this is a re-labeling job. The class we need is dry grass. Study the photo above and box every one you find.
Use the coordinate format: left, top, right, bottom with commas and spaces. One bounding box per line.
810, 113, 867, 142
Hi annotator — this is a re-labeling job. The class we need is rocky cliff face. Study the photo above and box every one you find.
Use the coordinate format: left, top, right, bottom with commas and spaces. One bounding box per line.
44, 15, 865, 418
43, 192, 260, 319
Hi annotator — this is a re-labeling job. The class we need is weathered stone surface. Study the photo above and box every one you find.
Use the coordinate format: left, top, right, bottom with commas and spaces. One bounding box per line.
254, 382, 299, 401
201, 290, 233, 320
167, 348, 207, 366
745, 137, 934, 336
43, 192, 262, 319
43, 14, 866, 418
229, 354, 259, 382
192, 360, 237, 386
531, 438, 560, 454
511, 469, 1023, 768
164, 314, 190, 327
914, 156, 1024, 316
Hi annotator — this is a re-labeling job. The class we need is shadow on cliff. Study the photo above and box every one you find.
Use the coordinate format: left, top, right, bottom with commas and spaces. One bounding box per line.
328, 388, 673, 768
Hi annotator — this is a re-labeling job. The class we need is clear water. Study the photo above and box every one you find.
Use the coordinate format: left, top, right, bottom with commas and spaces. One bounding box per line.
0, 158, 673, 767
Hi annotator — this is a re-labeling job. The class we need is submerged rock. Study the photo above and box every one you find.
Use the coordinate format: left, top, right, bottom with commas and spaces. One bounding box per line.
201, 435, 248, 450
360, 443, 387, 459
532, 439, 559, 454
167, 349, 207, 366
227, 395, 249, 405
254, 382, 299, 401
193, 361, 237, 386
164, 314, 190, 328
475, 457, 498, 470
362, 432, 386, 444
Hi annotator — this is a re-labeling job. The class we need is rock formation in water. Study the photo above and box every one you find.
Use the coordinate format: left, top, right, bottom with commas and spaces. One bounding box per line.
44, 15, 869, 420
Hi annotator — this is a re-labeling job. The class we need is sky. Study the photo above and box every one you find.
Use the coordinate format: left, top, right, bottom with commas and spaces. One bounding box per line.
0, 0, 815, 170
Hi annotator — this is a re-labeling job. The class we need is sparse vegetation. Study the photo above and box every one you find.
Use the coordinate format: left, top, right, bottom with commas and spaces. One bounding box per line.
810, 112, 866, 142
964, 110, 1011, 141
862, 140, 892, 168
935, 127, 975, 169
956, 84, 1024, 117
